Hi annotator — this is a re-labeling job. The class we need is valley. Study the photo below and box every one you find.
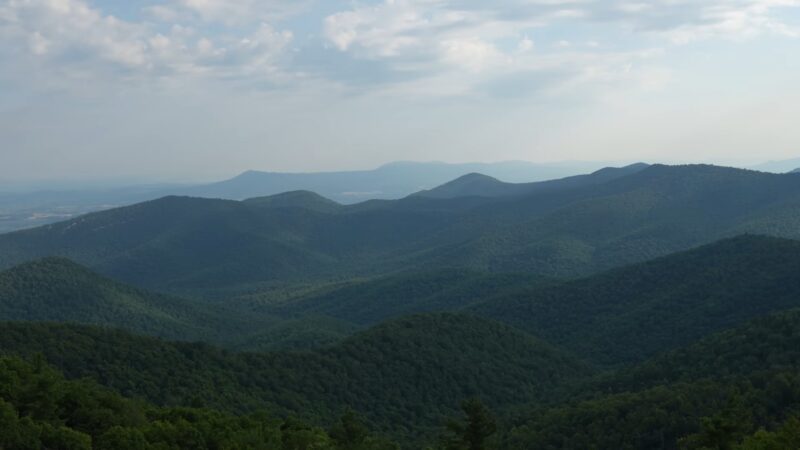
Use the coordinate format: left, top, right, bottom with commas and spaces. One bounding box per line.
2, 164, 800, 448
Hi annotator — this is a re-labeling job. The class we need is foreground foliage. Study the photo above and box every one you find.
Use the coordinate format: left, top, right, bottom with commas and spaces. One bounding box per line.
0, 314, 588, 441
0, 355, 398, 450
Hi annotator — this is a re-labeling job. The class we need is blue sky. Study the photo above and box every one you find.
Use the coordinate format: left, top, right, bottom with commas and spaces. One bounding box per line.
1, 0, 800, 182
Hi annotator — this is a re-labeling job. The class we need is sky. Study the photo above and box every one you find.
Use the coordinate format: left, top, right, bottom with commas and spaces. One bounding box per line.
1, 0, 800, 183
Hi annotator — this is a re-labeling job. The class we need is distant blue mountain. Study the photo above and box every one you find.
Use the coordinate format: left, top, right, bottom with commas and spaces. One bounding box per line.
750, 157, 800, 173
176, 160, 609, 203
0, 161, 606, 232
413, 163, 649, 199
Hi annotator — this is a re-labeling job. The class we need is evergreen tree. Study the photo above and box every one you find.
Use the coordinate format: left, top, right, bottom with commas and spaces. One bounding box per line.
330, 409, 369, 449
441, 399, 496, 450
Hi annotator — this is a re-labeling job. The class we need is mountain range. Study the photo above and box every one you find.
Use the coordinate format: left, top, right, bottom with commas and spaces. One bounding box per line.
749, 157, 800, 173
0, 257, 274, 345
4, 162, 800, 448
4, 233, 800, 363
2, 164, 800, 297
0, 161, 605, 234
2, 265, 800, 445
180, 160, 610, 203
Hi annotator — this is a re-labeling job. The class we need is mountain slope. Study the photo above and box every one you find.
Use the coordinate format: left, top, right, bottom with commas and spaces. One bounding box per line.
179, 161, 607, 203
243, 190, 343, 213
4, 164, 800, 294
419, 164, 800, 276
0, 195, 346, 292
258, 269, 553, 327
0, 355, 396, 449
506, 308, 800, 450
750, 157, 800, 173
0, 161, 603, 234
0, 257, 259, 341
472, 235, 800, 366
414, 163, 649, 199
0, 314, 591, 438
413, 173, 523, 199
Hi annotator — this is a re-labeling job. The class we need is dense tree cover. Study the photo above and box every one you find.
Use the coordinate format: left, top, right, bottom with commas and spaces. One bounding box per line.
413, 164, 648, 200
472, 235, 800, 366
15, 232, 800, 361
402, 164, 800, 277
504, 373, 800, 450
733, 416, 800, 449
0, 314, 589, 440
496, 309, 800, 449
589, 308, 800, 393
438, 399, 498, 450
242, 235, 800, 355
3, 165, 800, 295
0, 355, 398, 449
230, 315, 361, 351
0, 257, 277, 346
0, 257, 551, 353
4, 305, 800, 448
242, 191, 344, 213
258, 269, 552, 327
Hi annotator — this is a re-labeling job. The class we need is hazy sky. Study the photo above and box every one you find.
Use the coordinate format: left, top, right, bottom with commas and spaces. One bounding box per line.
2, 0, 800, 183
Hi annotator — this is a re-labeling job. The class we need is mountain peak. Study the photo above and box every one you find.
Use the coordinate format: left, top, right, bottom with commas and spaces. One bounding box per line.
243, 190, 341, 212
413, 173, 509, 199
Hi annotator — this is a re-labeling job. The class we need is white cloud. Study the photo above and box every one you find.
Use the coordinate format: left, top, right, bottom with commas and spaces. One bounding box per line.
517, 36, 535, 53
317, 0, 800, 96
1, 0, 798, 97
0, 0, 294, 85
146, 0, 308, 25
439, 37, 505, 71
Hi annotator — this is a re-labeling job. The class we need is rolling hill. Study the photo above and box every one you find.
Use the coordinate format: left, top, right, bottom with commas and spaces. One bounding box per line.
506, 308, 800, 449
415, 164, 800, 276
250, 234, 800, 359
0, 355, 398, 449
0, 314, 591, 439
750, 157, 800, 173
178, 161, 608, 203
472, 235, 800, 366
242, 190, 343, 213
0, 161, 603, 234
256, 269, 553, 327
0, 257, 279, 346
413, 163, 649, 199
4, 270, 800, 447
3, 164, 800, 295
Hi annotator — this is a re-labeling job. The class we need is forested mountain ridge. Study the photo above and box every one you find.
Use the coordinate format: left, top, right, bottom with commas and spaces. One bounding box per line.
472, 234, 800, 366
250, 234, 800, 358
178, 160, 605, 203
256, 269, 553, 327
2, 232, 800, 447
0, 314, 591, 439
243, 190, 344, 213
416, 164, 800, 276
4, 234, 799, 360
2, 164, 800, 296
413, 163, 649, 199
0, 257, 265, 342
4, 303, 800, 448
506, 308, 800, 449
0, 160, 602, 235
0, 355, 399, 449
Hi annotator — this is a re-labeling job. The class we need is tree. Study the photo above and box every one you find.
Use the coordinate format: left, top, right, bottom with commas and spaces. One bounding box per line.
329, 409, 369, 449
441, 398, 496, 450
